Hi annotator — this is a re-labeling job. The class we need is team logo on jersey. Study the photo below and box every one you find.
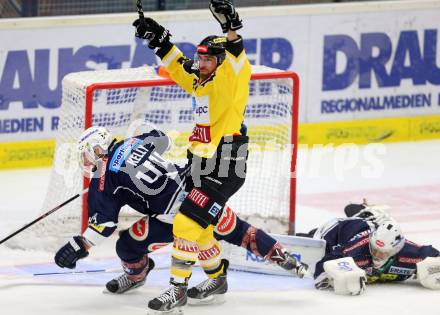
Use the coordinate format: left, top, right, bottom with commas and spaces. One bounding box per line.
109, 138, 141, 173
189, 124, 211, 143
191, 96, 210, 122
148, 242, 170, 252
187, 188, 209, 208
215, 206, 237, 236
129, 217, 149, 241
208, 202, 222, 217
89, 213, 98, 225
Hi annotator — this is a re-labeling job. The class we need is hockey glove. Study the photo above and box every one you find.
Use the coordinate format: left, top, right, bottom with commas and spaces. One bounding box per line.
132, 17, 171, 49
270, 247, 310, 278
416, 257, 440, 290
54, 236, 89, 269
322, 257, 367, 295
209, 2, 229, 33
210, 0, 243, 31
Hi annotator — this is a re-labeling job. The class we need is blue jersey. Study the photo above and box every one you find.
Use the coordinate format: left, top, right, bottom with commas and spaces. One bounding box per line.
314, 218, 439, 283
86, 130, 188, 239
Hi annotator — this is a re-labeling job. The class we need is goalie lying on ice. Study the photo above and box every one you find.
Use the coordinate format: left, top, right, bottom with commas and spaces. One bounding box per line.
306, 203, 440, 295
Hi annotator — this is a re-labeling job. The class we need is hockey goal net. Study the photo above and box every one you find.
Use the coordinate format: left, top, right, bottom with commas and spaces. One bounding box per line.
9, 65, 299, 250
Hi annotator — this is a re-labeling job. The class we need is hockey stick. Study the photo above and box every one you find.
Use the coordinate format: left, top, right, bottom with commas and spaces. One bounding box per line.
136, 0, 144, 19
0, 264, 173, 280
0, 267, 123, 280
0, 189, 88, 245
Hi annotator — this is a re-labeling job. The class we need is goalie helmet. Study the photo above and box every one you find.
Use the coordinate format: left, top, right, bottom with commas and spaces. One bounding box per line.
194, 35, 227, 68
77, 126, 113, 169
369, 220, 405, 268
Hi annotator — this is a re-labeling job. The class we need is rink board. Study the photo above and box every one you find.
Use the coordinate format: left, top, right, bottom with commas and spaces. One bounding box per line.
222, 234, 325, 276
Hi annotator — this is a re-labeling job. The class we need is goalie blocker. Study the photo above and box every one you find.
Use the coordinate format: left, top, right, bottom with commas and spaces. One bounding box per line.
315, 257, 366, 295
416, 257, 440, 290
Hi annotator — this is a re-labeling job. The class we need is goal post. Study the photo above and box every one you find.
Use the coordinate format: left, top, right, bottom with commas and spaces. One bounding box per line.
82, 68, 300, 235
8, 65, 299, 251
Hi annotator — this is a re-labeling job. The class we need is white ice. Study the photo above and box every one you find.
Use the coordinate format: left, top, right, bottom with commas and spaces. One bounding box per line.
1, 140, 439, 315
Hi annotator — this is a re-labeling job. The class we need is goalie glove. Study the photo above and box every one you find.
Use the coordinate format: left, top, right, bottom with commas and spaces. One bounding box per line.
54, 236, 89, 269
132, 17, 171, 49
317, 257, 367, 295
210, 0, 243, 31
355, 205, 392, 228
416, 257, 440, 290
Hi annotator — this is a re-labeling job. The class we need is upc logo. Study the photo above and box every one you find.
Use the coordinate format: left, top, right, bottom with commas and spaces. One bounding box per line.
195, 106, 208, 116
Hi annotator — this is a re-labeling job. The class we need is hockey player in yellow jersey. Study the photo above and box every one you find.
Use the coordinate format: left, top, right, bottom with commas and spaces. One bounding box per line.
132, 0, 251, 313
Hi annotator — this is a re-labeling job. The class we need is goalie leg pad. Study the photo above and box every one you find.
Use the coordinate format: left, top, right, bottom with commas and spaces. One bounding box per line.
323, 257, 367, 295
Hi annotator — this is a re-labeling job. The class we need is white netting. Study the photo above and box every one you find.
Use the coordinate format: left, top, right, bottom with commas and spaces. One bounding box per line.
7, 65, 297, 251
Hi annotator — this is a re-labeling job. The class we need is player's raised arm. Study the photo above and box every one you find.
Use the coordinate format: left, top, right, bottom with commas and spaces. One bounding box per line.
209, 0, 242, 41
132, 17, 171, 50
132, 16, 195, 93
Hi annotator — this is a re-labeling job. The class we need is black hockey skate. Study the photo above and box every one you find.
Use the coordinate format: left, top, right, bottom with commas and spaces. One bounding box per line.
147, 280, 188, 314
187, 259, 229, 305
106, 258, 155, 294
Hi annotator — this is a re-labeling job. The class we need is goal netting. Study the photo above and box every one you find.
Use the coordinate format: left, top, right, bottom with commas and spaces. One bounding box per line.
7, 65, 299, 251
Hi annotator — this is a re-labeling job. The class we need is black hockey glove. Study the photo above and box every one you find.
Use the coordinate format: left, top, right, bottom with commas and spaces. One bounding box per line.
54, 236, 89, 269
270, 248, 310, 278
210, 0, 243, 31
209, 1, 230, 33
133, 17, 171, 49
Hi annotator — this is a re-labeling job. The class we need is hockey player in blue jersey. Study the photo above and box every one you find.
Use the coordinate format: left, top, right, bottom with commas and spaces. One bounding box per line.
310, 203, 440, 295
54, 126, 308, 299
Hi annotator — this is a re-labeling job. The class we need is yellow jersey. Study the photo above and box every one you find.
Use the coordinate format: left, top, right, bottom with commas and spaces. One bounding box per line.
156, 37, 251, 158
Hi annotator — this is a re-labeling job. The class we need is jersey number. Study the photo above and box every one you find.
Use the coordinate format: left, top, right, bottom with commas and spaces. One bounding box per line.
135, 152, 173, 184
